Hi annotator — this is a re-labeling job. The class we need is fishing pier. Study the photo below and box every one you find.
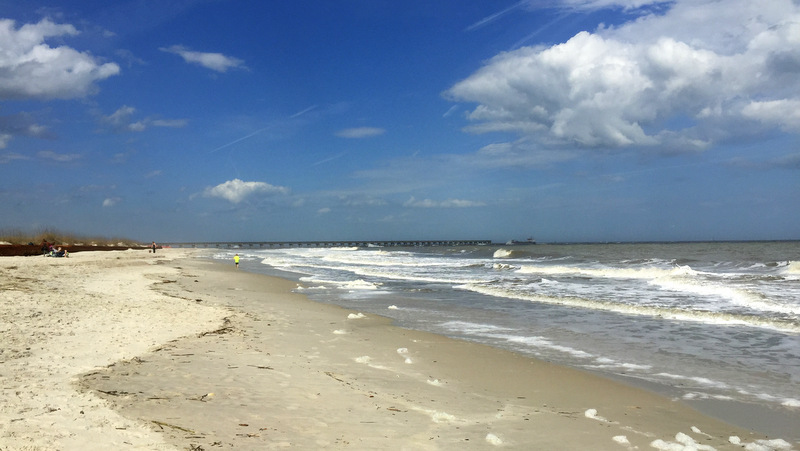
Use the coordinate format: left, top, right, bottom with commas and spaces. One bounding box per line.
162, 240, 492, 249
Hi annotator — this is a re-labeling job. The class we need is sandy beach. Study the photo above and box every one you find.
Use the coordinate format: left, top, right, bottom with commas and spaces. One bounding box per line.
0, 250, 792, 450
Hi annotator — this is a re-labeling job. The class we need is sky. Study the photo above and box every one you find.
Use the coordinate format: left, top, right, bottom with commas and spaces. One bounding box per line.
1, 0, 799, 243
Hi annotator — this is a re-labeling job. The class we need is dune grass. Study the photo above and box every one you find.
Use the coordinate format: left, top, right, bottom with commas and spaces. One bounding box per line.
0, 227, 141, 246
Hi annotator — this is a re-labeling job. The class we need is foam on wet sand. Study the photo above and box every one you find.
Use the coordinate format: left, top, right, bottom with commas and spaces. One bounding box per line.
0, 249, 793, 450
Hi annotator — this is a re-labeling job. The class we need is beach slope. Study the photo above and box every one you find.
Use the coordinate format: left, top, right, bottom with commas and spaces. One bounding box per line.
1, 250, 785, 450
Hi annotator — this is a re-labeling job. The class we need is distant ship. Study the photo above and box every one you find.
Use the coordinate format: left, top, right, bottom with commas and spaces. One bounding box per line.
505, 237, 536, 245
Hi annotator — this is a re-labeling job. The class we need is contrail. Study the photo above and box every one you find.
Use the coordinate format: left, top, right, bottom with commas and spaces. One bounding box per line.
313, 151, 347, 166
208, 104, 317, 154
208, 126, 269, 154
466, 0, 528, 31
290, 104, 318, 118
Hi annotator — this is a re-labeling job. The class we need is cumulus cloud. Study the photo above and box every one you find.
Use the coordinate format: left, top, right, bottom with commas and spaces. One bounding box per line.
741, 99, 800, 132
445, 0, 800, 153
404, 196, 486, 208
203, 178, 289, 203
336, 127, 386, 138
101, 106, 188, 133
102, 197, 121, 207
0, 18, 119, 100
160, 45, 245, 72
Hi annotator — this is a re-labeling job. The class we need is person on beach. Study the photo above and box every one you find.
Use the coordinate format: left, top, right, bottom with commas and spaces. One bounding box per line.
152, 241, 157, 253
234, 254, 240, 269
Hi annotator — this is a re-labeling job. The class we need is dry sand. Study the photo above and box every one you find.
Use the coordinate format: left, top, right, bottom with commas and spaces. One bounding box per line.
0, 250, 792, 450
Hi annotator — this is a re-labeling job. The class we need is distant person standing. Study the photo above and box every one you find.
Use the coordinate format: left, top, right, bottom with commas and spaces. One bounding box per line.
234, 254, 240, 269
152, 241, 157, 253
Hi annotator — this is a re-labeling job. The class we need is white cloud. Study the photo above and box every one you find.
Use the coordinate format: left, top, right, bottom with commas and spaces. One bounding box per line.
160, 45, 245, 72
0, 114, 52, 147
102, 197, 121, 207
203, 178, 289, 203
0, 18, 120, 100
404, 196, 486, 208
336, 127, 386, 138
151, 119, 188, 128
0, 151, 28, 164
37, 150, 81, 162
101, 106, 188, 132
317, 207, 331, 214
446, 0, 800, 152
557, 0, 664, 10
471, 141, 579, 167
741, 99, 800, 132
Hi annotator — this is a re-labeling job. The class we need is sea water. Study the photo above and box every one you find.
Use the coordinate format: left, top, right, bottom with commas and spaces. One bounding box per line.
213, 241, 800, 438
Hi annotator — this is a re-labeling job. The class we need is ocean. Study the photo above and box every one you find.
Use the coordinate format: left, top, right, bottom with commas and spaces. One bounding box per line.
212, 241, 800, 438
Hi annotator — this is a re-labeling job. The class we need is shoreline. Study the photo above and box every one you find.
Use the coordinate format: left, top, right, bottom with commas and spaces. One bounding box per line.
1, 250, 793, 449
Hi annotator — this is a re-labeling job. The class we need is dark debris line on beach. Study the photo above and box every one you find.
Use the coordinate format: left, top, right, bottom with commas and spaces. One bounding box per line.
0, 244, 144, 257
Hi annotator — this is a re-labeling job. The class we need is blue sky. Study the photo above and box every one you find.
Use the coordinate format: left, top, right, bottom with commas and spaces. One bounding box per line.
1, 0, 798, 243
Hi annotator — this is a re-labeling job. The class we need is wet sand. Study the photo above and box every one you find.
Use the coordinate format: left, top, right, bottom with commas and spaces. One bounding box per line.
0, 250, 791, 450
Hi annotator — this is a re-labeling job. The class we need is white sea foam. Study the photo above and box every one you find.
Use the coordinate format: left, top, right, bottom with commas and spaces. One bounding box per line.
516, 263, 697, 280
682, 392, 734, 401
781, 398, 800, 408
650, 277, 800, 315
396, 348, 409, 364
294, 285, 328, 291
589, 358, 651, 371
307, 278, 381, 290
584, 409, 608, 422
503, 335, 593, 359
439, 320, 513, 335
784, 261, 800, 279
355, 356, 371, 363
462, 283, 800, 333
651, 432, 716, 451
387, 305, 399, 309
743, 390, 800, 408
347, 313, 366, 319
431, 412, 456, 423
427, 379, 442, 386
332, 329, 347, 335
729, 437, 793, 451
612, 436, 630, 446
485, 433, 503, 445
655, 373, 731, 390
442, 321, 593, 358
